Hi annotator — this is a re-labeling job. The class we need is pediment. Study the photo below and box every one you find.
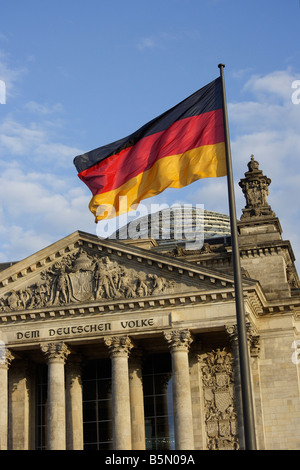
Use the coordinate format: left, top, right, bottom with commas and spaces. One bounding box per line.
0, 230, 253, 318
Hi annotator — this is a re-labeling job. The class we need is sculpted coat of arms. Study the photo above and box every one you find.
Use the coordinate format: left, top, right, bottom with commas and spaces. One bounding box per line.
200, 347, 239, 450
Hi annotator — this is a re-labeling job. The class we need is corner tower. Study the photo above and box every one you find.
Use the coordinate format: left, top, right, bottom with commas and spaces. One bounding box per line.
238, 155, 299, 300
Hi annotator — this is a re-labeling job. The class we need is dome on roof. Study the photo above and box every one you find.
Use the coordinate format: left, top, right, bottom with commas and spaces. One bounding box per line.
111, 207, 230, 246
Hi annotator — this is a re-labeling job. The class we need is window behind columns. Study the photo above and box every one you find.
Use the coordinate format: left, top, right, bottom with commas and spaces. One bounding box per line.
82, 359, 112, 450
143, 354, 174, 450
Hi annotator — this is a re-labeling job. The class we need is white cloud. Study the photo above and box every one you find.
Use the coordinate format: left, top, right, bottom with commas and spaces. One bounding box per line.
0, 50, 96, 263
0, 50, 27, 98
137, 32, 177, 51
0, 162, 95, 262
230, 69, 300, 178
0, 117, 82, 168
24, 101, 64, 115
137, 37, 156, 50
34, 142, 82, 167
0, 118, 45, 155
243, 69, 297, 102
228, 69, 300, 269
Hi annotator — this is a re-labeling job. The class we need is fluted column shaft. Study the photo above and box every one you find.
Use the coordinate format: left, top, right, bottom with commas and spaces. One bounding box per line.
66, 355, 83, 450
0, 345, 14, 450
165, 329, 194, 450
226, 323, 259, 450
129, 353, 145, 449
105, 336, 133, 450
226, 324, 245, 448
41, 342, 70, 450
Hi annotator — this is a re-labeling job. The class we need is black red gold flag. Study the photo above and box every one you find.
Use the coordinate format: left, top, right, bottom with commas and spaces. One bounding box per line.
74, 77, 227, 222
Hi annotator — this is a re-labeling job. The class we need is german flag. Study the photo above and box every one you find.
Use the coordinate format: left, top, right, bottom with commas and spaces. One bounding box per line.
74, 77, 227, 222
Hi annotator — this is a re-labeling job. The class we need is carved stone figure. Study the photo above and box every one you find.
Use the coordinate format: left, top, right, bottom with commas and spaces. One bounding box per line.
239, 155, 275, 219
7, 291, 20, 310
0, 248, 175, 312
53, 266, 71, 304
117, 271, 136, 299
150, 274, 168, 295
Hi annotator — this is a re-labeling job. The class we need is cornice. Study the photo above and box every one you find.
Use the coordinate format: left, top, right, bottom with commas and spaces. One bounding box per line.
238, 239, 296, 263
0, 287, 238, 325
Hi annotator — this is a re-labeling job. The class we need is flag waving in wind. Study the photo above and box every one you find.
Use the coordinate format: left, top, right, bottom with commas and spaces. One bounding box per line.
74, 77, 227, 222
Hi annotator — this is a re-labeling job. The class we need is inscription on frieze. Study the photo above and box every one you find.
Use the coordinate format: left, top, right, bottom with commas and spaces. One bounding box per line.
3, 315, 169, 345
0, 249, 175, 312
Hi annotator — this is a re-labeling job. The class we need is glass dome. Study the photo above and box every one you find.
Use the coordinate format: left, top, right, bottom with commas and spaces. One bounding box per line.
111, 206, 230, 246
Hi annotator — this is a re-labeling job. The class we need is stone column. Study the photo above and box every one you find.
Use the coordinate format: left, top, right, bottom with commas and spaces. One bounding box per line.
41, 342, 70, 450
226, 323, 260, 450
247, 324, 262, 448
104, 335, 133, 450
226, 324, 245, 449
66, 355, 83, 450
129, 352, 145, 450
0, 346, 14, 450
164, 329, 194, 450
8, 359, 33, 450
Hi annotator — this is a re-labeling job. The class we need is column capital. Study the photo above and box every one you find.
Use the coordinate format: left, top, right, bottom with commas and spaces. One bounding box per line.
225, 324, 239, 343
0, 344, 15, 369
247, 324, 260, 357
164, 329, 193, 352
41, 341, 70, 363
226, 323, 260, 357
104, 335, 134, 358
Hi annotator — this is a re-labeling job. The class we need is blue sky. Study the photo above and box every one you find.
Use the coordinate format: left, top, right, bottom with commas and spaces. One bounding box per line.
1, 0, 300, 271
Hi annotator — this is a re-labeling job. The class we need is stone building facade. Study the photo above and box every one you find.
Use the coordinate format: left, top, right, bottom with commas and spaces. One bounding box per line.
0, 156, 299, 450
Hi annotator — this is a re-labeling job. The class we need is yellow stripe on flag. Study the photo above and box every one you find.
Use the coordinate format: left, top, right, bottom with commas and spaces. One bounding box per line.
89, 142, 226, 222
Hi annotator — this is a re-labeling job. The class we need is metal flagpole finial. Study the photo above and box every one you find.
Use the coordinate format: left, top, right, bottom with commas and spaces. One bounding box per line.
218, 63, 225, 69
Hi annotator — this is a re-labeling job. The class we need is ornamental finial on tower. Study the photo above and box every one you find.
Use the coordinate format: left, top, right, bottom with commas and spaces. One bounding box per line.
239, 155, 275, 219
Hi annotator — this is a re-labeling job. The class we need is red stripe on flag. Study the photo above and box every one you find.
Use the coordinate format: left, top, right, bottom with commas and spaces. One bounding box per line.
79, 109, 224, 196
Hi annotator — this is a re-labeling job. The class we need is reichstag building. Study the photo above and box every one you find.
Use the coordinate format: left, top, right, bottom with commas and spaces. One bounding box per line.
0, 156, 299, 450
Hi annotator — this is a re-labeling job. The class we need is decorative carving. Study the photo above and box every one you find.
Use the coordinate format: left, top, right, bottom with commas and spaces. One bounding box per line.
0, 249, 175, 312
239, 155, 275, 219
164, 329, 193, 352
226, 322, 260, 358
286, 263, 300, 289
0, 345, 14, 368
225, 324, 239, 345
41, 341, 70, 363
200, 347, 239, 450
104, 335, 134, 358
247, 323, 261, 357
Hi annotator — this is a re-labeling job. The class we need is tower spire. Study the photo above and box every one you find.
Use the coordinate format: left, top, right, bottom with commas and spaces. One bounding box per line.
239, 155, 275, 219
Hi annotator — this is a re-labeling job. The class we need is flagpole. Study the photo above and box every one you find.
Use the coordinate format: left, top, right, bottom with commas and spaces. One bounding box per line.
218, 63, 257, 450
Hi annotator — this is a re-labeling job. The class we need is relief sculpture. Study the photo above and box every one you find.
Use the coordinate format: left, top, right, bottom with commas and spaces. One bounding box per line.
200, 347, 239, 450
0, 249, 175, 311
